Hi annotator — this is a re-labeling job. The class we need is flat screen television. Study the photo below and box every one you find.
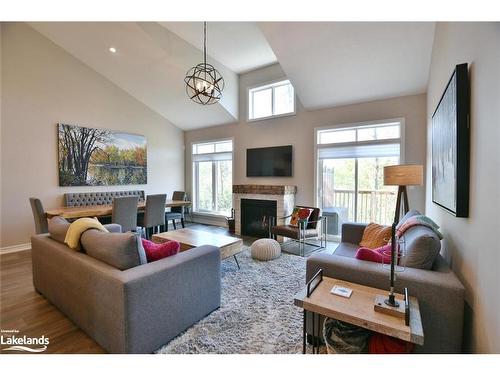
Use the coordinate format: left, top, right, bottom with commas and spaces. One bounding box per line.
246, 145, 293, 177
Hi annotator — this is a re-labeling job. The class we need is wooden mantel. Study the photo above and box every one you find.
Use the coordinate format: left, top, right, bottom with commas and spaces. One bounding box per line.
232, 185, 297, 195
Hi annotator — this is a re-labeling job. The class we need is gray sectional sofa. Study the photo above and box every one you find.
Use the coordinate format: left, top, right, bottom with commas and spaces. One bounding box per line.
31, 222, 221, 353
307, 218, 465, 353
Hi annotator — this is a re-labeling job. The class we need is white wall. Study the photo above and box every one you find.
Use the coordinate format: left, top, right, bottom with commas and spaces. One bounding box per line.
0, 23, 185, 248
185, 64, 428, 221
425, 22, 500, 353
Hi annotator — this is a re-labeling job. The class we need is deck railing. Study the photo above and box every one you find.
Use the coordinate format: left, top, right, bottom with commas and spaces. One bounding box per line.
321, 189, 396, 225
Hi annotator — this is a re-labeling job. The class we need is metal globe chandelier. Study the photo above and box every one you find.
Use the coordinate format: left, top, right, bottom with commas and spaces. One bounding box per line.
184, 22, 225, 105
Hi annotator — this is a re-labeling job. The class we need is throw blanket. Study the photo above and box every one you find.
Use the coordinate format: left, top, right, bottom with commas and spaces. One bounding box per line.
64, 217, 109, 250
396, 215, 443, 239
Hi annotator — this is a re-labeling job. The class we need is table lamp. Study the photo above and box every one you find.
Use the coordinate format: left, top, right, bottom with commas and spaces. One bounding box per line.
384, 164, 423, 223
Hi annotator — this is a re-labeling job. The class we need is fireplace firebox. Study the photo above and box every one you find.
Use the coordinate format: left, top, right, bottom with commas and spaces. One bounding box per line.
241, 199, 277, 238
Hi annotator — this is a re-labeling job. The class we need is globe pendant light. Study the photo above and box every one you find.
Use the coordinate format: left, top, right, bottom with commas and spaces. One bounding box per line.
184, 22, 224, 105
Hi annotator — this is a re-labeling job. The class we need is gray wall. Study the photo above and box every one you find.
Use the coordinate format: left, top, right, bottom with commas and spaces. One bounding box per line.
425, 22, 500, 353
0, 23, 185, 247
185, 63, 428, 221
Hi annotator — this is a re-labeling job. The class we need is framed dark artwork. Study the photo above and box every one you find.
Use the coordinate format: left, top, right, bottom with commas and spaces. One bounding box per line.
431, 63, 469, 217
58, 123, 147, 186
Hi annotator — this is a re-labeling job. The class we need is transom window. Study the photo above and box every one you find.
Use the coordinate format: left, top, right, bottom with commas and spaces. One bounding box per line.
248, 79, 295, 121
192, 140, 233, 215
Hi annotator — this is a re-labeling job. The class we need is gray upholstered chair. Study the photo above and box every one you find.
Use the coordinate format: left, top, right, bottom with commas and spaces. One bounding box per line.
165, 191, 187, 230
29, 197, 48, 234
137, 194, 166, 239
112, 196, 139, 233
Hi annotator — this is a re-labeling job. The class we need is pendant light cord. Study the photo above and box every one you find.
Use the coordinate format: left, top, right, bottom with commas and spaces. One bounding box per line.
203, 21, 207, 66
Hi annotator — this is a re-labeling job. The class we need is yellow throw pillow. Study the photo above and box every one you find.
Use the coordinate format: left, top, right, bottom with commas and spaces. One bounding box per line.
64, 217, 109, 250
359, 223, 392, 249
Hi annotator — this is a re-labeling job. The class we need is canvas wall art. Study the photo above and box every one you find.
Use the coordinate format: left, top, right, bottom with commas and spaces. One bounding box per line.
58, 123, 147, 186
431, 63, 469, 217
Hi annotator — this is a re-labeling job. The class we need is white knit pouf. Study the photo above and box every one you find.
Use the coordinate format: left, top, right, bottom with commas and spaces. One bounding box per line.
251, 238, 281, 261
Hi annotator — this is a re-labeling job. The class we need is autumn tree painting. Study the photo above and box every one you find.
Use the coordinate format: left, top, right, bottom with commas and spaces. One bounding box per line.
58, 123, 147, 186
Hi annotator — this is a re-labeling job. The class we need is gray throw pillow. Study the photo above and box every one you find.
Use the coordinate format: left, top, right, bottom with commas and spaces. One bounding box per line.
81, 229, 147, 270
402, 225, 441, 270
48, 216, 70, 243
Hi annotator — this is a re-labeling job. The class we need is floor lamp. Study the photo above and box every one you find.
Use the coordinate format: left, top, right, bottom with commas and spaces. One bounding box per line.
383, 164, 424, 223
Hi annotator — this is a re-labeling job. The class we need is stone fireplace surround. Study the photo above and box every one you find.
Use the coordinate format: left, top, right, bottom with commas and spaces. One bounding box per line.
232, 185, 297, 237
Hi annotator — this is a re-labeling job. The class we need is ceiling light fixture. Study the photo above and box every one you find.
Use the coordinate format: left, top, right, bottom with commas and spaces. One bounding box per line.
184, 22, 224, 105
109, 47, 117, 53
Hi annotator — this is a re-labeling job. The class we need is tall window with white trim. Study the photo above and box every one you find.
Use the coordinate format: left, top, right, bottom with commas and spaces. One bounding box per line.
192, 140, 233, 215
316, 120, 403, 226
248, 80, 295, 121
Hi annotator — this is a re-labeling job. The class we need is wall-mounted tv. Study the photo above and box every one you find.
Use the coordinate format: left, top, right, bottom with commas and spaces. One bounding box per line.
246, 145, 293, 177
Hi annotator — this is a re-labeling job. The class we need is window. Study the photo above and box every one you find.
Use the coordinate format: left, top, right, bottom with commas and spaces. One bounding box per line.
248, 80, 295, 121
192, 140, 233, 215
316, 120, 403, 227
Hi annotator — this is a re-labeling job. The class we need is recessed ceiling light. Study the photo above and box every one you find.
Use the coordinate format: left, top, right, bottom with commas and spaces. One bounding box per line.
109, 47, 117, 53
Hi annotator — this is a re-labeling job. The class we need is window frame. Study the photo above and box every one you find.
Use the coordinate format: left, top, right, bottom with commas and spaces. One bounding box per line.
191, 138, 234, 216
247, 78, 296, 122
313, 118, 406, 217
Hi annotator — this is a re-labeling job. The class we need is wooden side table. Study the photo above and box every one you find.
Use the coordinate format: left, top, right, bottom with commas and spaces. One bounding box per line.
294, 272, 424, 354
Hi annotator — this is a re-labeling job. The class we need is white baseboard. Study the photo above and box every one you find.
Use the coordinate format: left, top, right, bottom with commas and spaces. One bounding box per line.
0, 243, 31, 255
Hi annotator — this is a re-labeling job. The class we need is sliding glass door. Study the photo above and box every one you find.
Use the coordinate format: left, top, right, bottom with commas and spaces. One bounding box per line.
316, 121, 402, 228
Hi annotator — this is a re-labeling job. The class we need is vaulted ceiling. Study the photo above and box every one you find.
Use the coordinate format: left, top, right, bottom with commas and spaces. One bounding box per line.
30, 22, 436, 130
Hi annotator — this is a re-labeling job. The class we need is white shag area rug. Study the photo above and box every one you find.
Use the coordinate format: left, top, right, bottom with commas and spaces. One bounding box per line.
156, 248, 307, 354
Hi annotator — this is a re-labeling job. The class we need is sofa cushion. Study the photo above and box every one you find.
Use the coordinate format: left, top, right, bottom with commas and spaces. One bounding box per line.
333, 242, 359, 258
402, 225, 441, 270
81, 229, 147, 270
359, 223, 391, 249
48, 216, 70, 243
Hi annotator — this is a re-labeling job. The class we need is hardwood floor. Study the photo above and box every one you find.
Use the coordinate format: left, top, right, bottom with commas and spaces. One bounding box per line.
0, 223, 337, 354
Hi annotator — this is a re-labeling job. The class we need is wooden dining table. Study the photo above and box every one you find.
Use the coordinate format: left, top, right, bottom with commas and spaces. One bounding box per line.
45, 200, 191, 220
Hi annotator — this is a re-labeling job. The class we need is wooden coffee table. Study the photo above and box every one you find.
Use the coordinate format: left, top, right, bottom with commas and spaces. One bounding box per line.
152, 228, 243, 269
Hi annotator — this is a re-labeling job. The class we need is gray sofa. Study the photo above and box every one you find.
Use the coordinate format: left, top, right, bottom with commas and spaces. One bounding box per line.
307, 222, 465, 353
31, 229, 221, 353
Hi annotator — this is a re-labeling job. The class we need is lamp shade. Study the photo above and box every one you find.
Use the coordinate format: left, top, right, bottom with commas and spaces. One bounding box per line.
384, 164, 423, 186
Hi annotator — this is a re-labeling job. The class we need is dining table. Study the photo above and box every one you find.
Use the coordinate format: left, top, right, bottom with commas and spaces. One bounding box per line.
45, 200, 191, 220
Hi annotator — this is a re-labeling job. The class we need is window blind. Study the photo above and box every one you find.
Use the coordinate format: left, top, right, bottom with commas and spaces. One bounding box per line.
318, 142, 400, 159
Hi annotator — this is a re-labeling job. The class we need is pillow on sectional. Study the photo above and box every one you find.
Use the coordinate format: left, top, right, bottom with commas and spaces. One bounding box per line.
359, 223, 392, 249
355, 243, 392, 263
141, 239, 180, 262
48, 216, 70, 243
81, 229, 147, 270
402, 225, 441, 270
396, 209, 421, 229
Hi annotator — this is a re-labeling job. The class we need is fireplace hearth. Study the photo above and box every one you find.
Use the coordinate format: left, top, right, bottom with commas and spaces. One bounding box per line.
241, 199, 277, 238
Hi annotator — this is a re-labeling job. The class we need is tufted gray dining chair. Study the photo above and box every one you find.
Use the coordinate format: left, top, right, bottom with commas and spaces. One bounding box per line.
137, 194, 167, 239
112, 196, 139, 233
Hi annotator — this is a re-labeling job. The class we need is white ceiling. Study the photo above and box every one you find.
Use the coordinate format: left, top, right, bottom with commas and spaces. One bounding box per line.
30, 22, 239, 130
29, 22, 436, 130
258, 22, 435, 109
160, 22, 277, 74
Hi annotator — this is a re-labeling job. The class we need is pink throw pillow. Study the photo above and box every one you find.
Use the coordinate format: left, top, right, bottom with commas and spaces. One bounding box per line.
355, 243, 392, 263
141, 239, 180, 262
